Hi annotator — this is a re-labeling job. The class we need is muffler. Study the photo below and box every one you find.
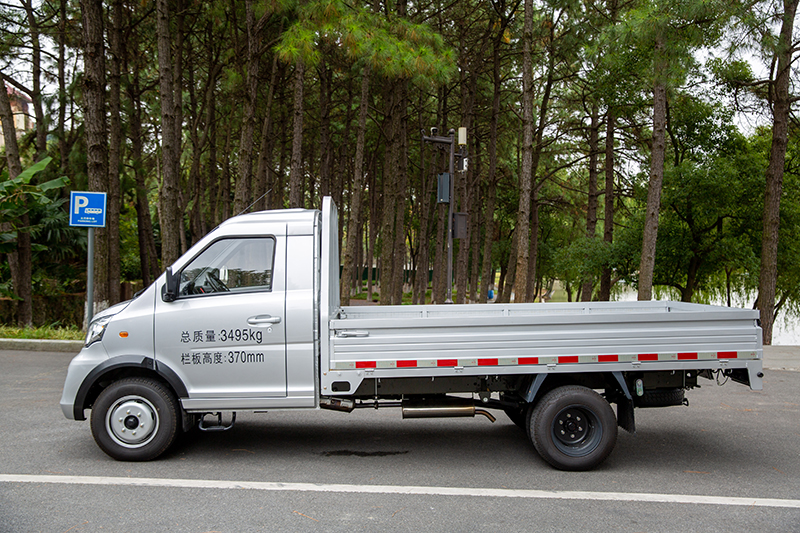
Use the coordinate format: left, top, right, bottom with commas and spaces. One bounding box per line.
401, 398, 496, 422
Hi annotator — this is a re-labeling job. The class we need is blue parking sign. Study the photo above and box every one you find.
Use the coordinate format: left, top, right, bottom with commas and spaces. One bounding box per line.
69, 191, 107, 227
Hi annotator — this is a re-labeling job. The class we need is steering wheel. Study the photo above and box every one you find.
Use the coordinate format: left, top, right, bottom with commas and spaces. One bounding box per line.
206, 270, 230, 292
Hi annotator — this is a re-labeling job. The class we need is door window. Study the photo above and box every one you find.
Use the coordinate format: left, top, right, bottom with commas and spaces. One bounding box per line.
179, 238, 275, 297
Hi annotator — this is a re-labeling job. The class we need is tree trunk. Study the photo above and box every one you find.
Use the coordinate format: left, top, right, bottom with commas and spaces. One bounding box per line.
130, 95, 160, 286
367, 173, 378, 302
415, 158, 436, 305
513, 3, 554, 303
525, 189, 540, 301
234, 0, 261, 215
512, 0, 536, 303
289, 60, 305, 208
107, 0, 123, 305
456, 59, 479, 304
156, 0, 182, 268
638, 33, 667, 301
207, 69, 220, 227
186, 47, 201, 245
479, 179, 497, 304
255, 55, 281, 212
499, 227, 518, 303
22, 0, 46, 159
758, 0, 798, 344
0, 74, 23, 180
480, 32, 504, 304
580, 103, 600, 302
598, 108, 616, 301
272, 100, 288, 209
379, 80, 400, 305
80, 0, 110, 316
221, 124, 232, 221
0, 72, 31, 326
58, 0, 68, 174
391, 79, 409, 304
468, 142, 482, 302
340, 67, 371, 305
125, 25, 160, 285
173, 0, 185, 254
318, 61, 332, 200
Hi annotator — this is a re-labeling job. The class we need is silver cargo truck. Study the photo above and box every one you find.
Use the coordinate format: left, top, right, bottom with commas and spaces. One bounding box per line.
61, 198, 764, 470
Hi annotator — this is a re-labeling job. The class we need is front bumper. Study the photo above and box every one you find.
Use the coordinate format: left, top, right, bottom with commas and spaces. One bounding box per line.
60, 342, 109, 420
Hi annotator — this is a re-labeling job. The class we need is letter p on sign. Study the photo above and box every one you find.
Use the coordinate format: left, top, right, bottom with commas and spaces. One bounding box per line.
73, 195, 89, 214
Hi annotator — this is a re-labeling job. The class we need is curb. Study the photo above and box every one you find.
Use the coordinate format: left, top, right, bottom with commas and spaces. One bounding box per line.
762, 345, 800, 372
0, 338, 84, 353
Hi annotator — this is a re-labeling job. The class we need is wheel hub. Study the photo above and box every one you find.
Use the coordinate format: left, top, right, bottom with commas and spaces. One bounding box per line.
106, 396, 159, 448
553, 407, 594, 448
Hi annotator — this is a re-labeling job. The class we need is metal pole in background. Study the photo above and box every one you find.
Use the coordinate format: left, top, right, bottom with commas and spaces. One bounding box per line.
446, 129, 455, 304
421, 129, 464, 305
87, 227, 95, 324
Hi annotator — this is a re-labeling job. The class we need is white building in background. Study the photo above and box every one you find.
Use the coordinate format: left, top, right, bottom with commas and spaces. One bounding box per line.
0, 83, 34, 148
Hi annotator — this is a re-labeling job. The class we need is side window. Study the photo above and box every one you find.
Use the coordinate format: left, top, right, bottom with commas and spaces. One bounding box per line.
179, 237, 275, 296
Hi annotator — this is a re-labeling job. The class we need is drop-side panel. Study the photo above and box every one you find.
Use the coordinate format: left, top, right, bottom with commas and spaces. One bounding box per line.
320, 301, 762, 395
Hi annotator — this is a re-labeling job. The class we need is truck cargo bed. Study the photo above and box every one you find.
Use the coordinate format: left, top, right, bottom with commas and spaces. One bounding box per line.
322, 301, 762, 392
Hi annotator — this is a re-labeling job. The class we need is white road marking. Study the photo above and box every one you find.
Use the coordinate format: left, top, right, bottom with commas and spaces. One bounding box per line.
1, 474, 798, 508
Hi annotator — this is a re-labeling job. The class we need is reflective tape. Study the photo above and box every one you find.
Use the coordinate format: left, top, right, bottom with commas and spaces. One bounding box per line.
331, 350, 759, 371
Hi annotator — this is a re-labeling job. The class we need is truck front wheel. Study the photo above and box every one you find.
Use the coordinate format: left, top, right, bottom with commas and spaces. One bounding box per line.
528, 385, 617, 471
90, 377, 179, 461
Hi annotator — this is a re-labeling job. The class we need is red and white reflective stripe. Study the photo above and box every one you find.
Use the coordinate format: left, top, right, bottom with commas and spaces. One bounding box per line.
332, 350, 759, 371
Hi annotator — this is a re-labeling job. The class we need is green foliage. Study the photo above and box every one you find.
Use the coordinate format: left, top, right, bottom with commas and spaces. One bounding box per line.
0, 324, 84, 340
120, 205, 143, 282
0, 156, 81, 302
600, 0, 736, 91
0, 158, 68, 233
277, 0, 456, 83
609, 93, 770, 302
0, 157, 69, 254
3, 0, 798, 335
707, 57, 755, 86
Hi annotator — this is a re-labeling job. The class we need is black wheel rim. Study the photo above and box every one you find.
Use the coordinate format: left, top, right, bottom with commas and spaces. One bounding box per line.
551, 405, 602, 457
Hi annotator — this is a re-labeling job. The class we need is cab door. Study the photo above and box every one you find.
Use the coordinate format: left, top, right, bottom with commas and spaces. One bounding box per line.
154, 231, 287, 399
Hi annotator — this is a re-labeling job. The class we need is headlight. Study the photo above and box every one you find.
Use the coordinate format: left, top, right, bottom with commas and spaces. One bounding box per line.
85, 315, 113, 347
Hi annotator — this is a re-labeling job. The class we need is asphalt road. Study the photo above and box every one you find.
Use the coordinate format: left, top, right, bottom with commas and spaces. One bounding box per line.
1, 349, 798, 533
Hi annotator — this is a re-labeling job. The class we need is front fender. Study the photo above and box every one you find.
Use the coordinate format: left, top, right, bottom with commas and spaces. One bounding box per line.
70, 355, 188, 420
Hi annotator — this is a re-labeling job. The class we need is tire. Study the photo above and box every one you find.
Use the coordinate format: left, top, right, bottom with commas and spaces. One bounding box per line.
635, 388, 685, 408
90, 377, 179, 461
528, 385, 617, 471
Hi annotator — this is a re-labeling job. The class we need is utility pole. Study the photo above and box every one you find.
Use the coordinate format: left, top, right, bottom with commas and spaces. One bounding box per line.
422, 127, 467, 304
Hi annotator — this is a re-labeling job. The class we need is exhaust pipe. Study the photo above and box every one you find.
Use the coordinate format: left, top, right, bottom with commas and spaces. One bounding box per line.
401, 399, 496, 422
320, 398, 355, 413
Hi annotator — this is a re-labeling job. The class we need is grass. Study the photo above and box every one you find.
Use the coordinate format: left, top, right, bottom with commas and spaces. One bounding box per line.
0, 325, 84, 341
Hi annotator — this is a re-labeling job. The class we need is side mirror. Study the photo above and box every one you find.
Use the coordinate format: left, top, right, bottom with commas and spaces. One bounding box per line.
162, 266, 179, 302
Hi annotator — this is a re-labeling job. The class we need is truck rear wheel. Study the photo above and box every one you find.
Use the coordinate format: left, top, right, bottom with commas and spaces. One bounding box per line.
528, 385, 617, 471
90, 377, 179, 461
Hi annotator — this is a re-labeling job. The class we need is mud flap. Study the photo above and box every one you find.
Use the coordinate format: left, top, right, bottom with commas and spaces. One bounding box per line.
617, 397, 635, 434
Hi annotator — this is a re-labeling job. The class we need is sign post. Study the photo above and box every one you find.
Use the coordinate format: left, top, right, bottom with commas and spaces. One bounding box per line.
422, 128, 467, 303
69, 192, 107, 324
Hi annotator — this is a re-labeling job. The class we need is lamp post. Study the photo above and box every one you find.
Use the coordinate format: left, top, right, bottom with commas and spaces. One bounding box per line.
422, 127, 467, 304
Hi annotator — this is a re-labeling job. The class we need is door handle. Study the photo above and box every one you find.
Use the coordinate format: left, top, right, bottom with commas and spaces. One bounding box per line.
248, 315, 282, 326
